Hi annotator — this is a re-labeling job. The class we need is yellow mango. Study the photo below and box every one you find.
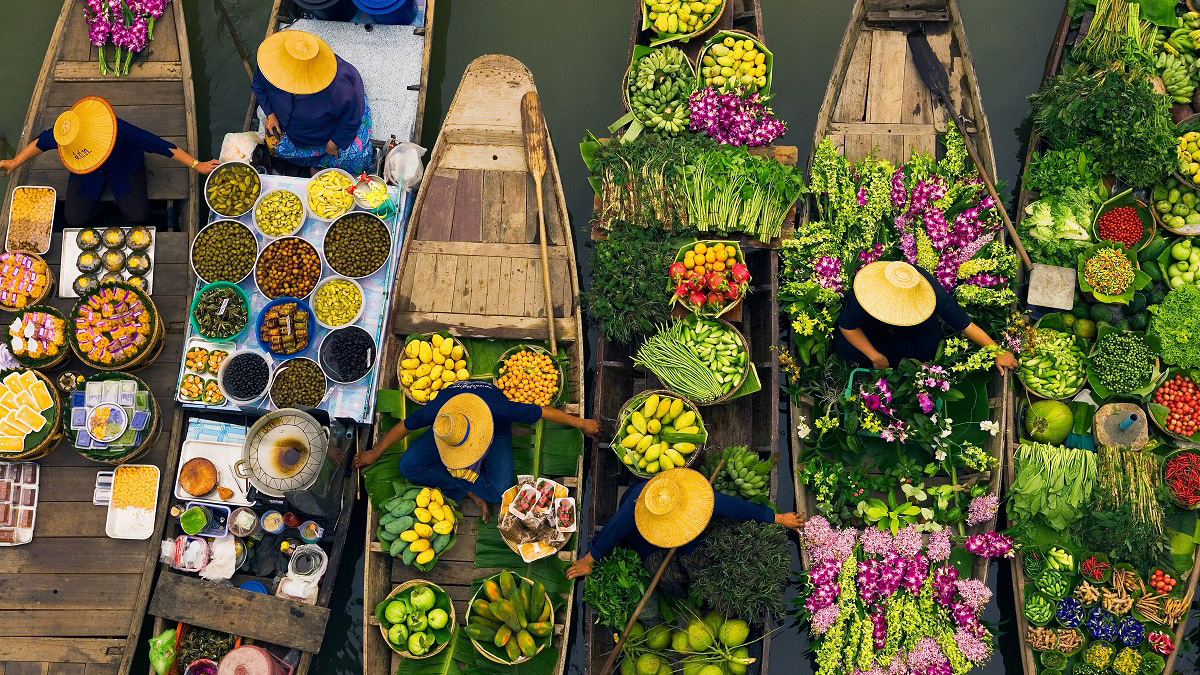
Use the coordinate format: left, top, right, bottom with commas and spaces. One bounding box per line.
439, 338, 454, 356
416, 363, 432, 377
405, 340, 420, 358
429, 503, 445, 521
642, 394, 660, 418
451, 345, 464, 360
621, 432, 643, 449
411, 389, 429, 403
431, 333, 444, 348
400, 529, 420, 542
441, 370, 456, 383
413, 522, 433, 538
432, 350, 446, 365
433, 520, 453, 535
400, 373, 414, 386
456, 368, 470, 380
401, 358, 419, 370
410, 538, 431, 553
454, 359, 467, 371
418, 341, 433, 363
414, 507, 432, 523
415, 549, 435, 565
430, 489, 444, 505
413, 376, 431, 391
416, 487, 431, 507
430, 364, 443, 380
431, 379, 444, 391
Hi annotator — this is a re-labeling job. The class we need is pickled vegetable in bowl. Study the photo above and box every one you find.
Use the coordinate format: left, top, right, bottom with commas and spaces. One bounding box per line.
308, 170, 354, 220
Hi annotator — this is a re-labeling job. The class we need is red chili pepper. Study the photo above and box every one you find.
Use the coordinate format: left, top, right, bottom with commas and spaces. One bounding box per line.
1165, 451, 1200, 508
1081, 555, 1110, 581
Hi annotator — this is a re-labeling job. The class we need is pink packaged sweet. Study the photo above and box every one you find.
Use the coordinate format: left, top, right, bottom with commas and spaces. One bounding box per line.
533, 477, 556, 514
508, 484, 542, 528
554, 497, 576, 533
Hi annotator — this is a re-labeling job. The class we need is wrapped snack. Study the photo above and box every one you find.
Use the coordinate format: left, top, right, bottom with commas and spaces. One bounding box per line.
509, 484, 539, 519
518, 541, 556, 563
555, 497, 577, 533
533, 477, 556, 514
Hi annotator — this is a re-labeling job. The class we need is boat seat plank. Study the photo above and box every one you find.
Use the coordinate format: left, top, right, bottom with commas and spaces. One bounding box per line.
46, 80, 184, 107
24, 166, 190, 202
0, 646, 119, 672
481, 170, 504, 241
441, 126, 524, 146
504, 259, 530, 315
439, 145, 526, 173
37, 466, 124, 501
84, 664, 116, 675
406, 240, 569, 260
0, 538, 148, 575
833, 31, 872, 123
450, 169, 484, 243
36, 105, 189, 139
467, 254, 490, 315
903, 134, 937, 160
500, 171, 529, 243
487, 258, 512, 314
0, 611, 132, 638
866, 29, 907, 124
0, 574, 141, 611
415, 172, 457, 242
149, 573, 329, 653
524, 263, 545, 318
46, 664, 85, 675
482, 257, 504, 313
393, 312, 577, 342
24, 502, 106, 537
53, 61, 183, 81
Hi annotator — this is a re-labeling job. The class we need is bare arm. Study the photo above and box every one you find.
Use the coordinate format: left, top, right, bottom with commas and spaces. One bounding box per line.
168, 147, 219, 175
0, 141, 45, 176
839, 327, 889, 369
540, 406, 599, 435
961, 322, 1017, 372
352, 421, 410, 469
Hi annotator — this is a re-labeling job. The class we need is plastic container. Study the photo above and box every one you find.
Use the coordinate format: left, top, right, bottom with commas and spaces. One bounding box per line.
239, 580, 270, 594
294, 0, 357, 22
5, 185, 56, 254
190, 281, 251, 342
299, 520, 324, 543
352, 0, 417, 24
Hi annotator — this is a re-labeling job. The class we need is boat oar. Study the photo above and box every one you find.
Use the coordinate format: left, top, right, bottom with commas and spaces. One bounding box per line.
906, 28, 1034, 271
598, 460, 724, 675
520, 91, 557, 356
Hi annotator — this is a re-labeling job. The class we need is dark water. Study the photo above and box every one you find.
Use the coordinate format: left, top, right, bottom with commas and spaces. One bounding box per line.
3, 1, 1197, 673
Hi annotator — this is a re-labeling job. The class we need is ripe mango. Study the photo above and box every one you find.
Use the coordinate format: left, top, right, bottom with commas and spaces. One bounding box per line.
415, 549, 435, 565
409, 538, 431, 553
413, 522, 433, 539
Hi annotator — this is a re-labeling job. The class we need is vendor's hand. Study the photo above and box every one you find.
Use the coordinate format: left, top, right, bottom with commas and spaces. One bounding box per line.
775, 512, 805, 533
995, 350, 1018, 373
566, 554, 594, 580
193, 159, 220, 175
325, 140, 339, 157
352, 447, 383, 469
580, 419, 599, 436
869, 353, 889, 370
0, 159, 17, 176
264, 113, 281, 138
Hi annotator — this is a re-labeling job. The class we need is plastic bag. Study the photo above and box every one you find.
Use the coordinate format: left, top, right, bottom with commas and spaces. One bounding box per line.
219, 131, 264, 163
148, 628, 176, 675
383, 141, 426, 190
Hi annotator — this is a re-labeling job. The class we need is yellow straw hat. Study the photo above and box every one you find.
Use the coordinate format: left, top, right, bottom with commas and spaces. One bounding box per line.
257, 30, 338, 95
634, 468, 715, 549
54, 96, 117, 175
853, 261, 937, 327
433, 393, 494, 470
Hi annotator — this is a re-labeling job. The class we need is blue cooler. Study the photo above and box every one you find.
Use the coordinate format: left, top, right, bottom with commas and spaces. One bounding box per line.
294, 0, 358, 21
352, 0, 418, 25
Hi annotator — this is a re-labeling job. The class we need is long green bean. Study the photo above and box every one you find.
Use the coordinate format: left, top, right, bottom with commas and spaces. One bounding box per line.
634, 321, 725, 401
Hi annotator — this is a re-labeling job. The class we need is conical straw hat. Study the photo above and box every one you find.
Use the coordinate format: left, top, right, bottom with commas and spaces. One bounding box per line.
54, 96, 117, 175
853, 261, 937, 327
256, 30, 337, 95
634, 468, 715, 549
433, 393, 494, 470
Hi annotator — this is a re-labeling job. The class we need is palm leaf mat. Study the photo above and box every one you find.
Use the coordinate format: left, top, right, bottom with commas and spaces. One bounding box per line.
372, 337, 583, 673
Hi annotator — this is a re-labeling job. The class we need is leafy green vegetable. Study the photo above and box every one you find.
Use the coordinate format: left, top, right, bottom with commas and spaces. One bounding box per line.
1148, 284, 1200, 367
583, 221, 677, 344
1023, 148, 1105, 201
685, 519, 791, 621
1019, 189, 1095, 267
582, 546, 653, 628
1008, 441, 1097, 530
1073, 504, 1173, 572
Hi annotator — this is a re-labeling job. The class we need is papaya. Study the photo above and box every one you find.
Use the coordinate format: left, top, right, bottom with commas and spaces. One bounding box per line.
520, 582, 531, 611
528, 581, 546, 620
516, 630, 537, 658
379, 512, 397, 527
402, 487, 422, 501
401, 547, 418, 566
538, 601, 551, 622
393, 500, 417, 517
415, 549, 435, 565
472, 598, 497, 620
490, 599, 521, 631
410, 539, 431, 553
493, 624, 513, 648
413, 523, 433, 539
389, 538, 408, 557
499, 570, 516, 597
504, 638, 521, 662
527, 621, 552, 637
507, 587, 528, 629
483, 579, 503, 602
464, 622, 497, 642
471, 614, 502, 631
432, 533, 450, 553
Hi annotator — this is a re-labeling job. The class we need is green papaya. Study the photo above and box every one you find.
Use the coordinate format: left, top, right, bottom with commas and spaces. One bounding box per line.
516, 630, 537, 658
499, 570, 516, 597
401, 547, 418, 566
493, 624, 513, 648
471, 614, 502, 631
393, 500, 417, 517
432, 533, 450, 553
507, 587, 528, 629
490, 599, 521, 631
528, 582, 546, 621
464, 622, 497, 642
379, 512, 397, 527
389, 538, 408, 557
504, 638, 521, 662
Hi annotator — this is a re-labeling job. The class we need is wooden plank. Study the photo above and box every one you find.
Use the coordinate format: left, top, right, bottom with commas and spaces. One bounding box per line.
46, 664, 84, 675
394, 312, 577, 341
506, 259, 530, 316
53, 61, 183, 81
35, 105, 189, 139
483, 257, 504, 315
433, 255, 460, 313
406, 240, 569, 259
525, 173, 540, 244
467, 254, 490, 316
46, 80, 184, 107
415, 172, 457, 242
481, 170, 504, 242
392, 559, 500, 586
0, 538, 147, 574
24, 502, 106, 537
59, 1, 94, 61
149, 572, 329, 653
83, 664, 116, 675
549, 258, 571, 316
36, 466, 113, 502
903, 45, 934, 125
864, 0, 947, 9
143, 5, 181, 62
24, 167, 190, 202
865, 29, 907, 124
0, 611, 131, 638
833, 31, 872, 123
489, 258, 512, 316
451, 253, 475, 315
525, 260, 545, 319
450, 169, 484, 243
439, 144, 526, 173
0, 574, 141, 610
828, 122, 940, 135
2, 663, 45, 675
499, 171, 529, 244
903, 134, 937, 159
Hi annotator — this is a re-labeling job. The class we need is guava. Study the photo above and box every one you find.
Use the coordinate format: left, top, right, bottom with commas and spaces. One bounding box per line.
384, 600, 409, 624
407, 631, 428, 656
1172, 241, 1191, 260
407, 611, 428, 632
410, 585, 436, 611
645, 624, 672, 650
388, 623, 408, 646
427, 608, 449, 630
719, 618, 750, 647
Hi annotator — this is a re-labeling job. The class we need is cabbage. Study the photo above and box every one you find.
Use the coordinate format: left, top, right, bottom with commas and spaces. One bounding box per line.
1023, 189, 1093, 243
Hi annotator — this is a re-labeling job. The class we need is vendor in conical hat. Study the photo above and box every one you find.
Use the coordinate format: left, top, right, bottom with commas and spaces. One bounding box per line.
0, 96, 218, 227
251, 30, 373, 175
833, 260, 1018, 371
353, 380, 598, 521
565, 467, 804, 580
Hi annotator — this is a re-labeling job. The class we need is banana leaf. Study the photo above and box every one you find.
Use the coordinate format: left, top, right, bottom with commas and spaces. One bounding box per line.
473, 520, 573, 600
455, 640, 559, 675
393, 627, 462, 675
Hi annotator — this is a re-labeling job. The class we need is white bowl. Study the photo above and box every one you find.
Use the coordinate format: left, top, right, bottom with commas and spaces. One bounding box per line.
268, 357, 329, 410
321, 211, 392, 279
305, 168, 356, 222
310, 275, 365, 329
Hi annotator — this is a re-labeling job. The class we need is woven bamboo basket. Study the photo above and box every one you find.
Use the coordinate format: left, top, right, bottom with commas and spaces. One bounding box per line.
68, 282, 164, 371
497, 480, 572, 561
466, 572, 555, 665
379, 579, 456, 658
492, 344, 566, 407
0, 252, 54, 312
7, 305, 70, 370
613, 388, 706, 479
0, 369, 64, 462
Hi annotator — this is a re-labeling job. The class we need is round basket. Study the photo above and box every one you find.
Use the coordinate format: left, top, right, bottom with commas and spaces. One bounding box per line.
683, 315, 750, 405
493, 344, 565, 407
466, 573, 555, 665
268, 357, 329, 410
378, 579, 456, 658
397, 333, 471, 403
306, 168, 356, 222
6, 305, 70, 370
0, 368, 63, 461
256, 296, 316, 358
1147, 369, 1200, 443
612, 389, 706, 479
640, 0, 726, 45
1018, 324, 1087, 402
252, 187, 308, 239
0, 252, 54, 312
497, 482, 571, 561
1084, 328, 1161, 401
1025, 590, 1056, 627
190, 281, 251, 342
322, 211, 392, 279
622, 46, 699, 118
696, 30, 772, 96
1161, 448, 1200, 510
204, 160, 261, 218
1174, 113, 1200, 191
311, 275, 365, 329
68, 282, 164, 372
190, 219, 259, 285
217, 348, 273, 404
1054, 628, 1086, 657
1078, 552, 1115, 585
65, 372, 161, 465
254, 237, 321, 300
670, 240, 747, 319
1091, 197, 1156, 252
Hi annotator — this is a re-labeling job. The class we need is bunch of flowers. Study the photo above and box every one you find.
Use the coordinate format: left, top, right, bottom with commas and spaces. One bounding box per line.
688, 88, 787, 146
85, 0, 169, 76
802, 518, 1006, 675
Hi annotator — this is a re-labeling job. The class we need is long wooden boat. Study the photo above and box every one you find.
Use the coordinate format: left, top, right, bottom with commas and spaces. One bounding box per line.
583, 4, 793, 673
0, 1, 197, 674
1007, 5, 1200, 675
143, 5, 436, 675
789, 0, 1007, 582
363, 54, 585, 675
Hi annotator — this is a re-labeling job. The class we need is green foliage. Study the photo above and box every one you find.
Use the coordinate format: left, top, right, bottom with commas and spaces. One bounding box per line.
1149, 284, 1200, 367
1022, 148, 1105, 200
582, 546, 653, 628
685, 519, 791, 621
584, 221, 677, 344
1009, 442, 1097, 530
1073, 504, 1173, 571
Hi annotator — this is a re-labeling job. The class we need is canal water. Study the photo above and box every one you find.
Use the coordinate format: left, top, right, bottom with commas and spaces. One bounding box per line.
2, 1, 1196, 673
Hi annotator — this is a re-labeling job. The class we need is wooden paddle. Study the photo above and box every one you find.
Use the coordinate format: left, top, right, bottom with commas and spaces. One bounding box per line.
906, 28, 1033, 271
520, 91, 558, 355
598, 460, 725, 675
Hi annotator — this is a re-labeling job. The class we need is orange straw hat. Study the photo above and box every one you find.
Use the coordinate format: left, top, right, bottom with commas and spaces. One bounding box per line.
853, 261, 937, 327
432, 393, 494, 471
53, 96, 117, 175
634, 468, 715, 549
256, 30, 338, 95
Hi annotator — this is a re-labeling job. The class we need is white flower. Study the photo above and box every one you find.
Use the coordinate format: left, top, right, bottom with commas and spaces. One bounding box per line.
931, 414, 939, 424
980, 420, 1000, 436
935, 449, 947, 462
940, 425, 953, 439
797, 421, 811, 439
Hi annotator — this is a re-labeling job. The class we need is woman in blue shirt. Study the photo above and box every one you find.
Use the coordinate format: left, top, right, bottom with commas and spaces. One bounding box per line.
251, 30, 373, 175
565, 468, 803, 580
0, 96, 218, 227
353, 380, 598, 521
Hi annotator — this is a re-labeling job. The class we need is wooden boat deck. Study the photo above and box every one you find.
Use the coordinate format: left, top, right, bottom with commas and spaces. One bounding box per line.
1006, 6, 1200, 675
0, 0, 198, 235
789, 0, 1008, 583
363, 54, 584, 675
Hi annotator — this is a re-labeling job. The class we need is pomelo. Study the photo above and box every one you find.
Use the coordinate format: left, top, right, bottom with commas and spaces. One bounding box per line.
1025, 400, 1073, 444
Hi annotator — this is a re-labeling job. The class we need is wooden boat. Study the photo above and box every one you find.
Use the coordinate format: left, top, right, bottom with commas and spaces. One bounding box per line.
362, 54, 585, 675
789, 0, 1007, 582
583, 5, 795, 673
0, 2, 197, 674
1007, 5, 1200, 675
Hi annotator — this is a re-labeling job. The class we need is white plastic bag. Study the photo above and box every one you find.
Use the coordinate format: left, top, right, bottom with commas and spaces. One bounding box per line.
219, 131, 264, 163
383, 141, 426, 190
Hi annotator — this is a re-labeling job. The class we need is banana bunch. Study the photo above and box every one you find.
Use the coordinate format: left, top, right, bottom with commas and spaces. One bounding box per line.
704, 446, 776, 502
1156, 51, 1197, 104
628, 47, 694, 134
1164, 26, 1197, 55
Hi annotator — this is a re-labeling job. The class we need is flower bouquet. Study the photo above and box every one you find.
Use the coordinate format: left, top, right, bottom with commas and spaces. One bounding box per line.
85, 0, 171, 76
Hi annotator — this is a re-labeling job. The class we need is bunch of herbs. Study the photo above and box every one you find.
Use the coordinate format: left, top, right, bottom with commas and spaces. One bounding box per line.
582, 546, 652, 628
1022, 147, 1106, 201
1094, 444, 1164, 535
685, 519, 791, 621
584, 220, 677, 344
1074, 504, 1172, 571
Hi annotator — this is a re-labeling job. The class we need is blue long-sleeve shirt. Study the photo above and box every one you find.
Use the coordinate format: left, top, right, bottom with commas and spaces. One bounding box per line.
36, 119, 176, 201
584, 481, 774, 561
251, 56, 366, 149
